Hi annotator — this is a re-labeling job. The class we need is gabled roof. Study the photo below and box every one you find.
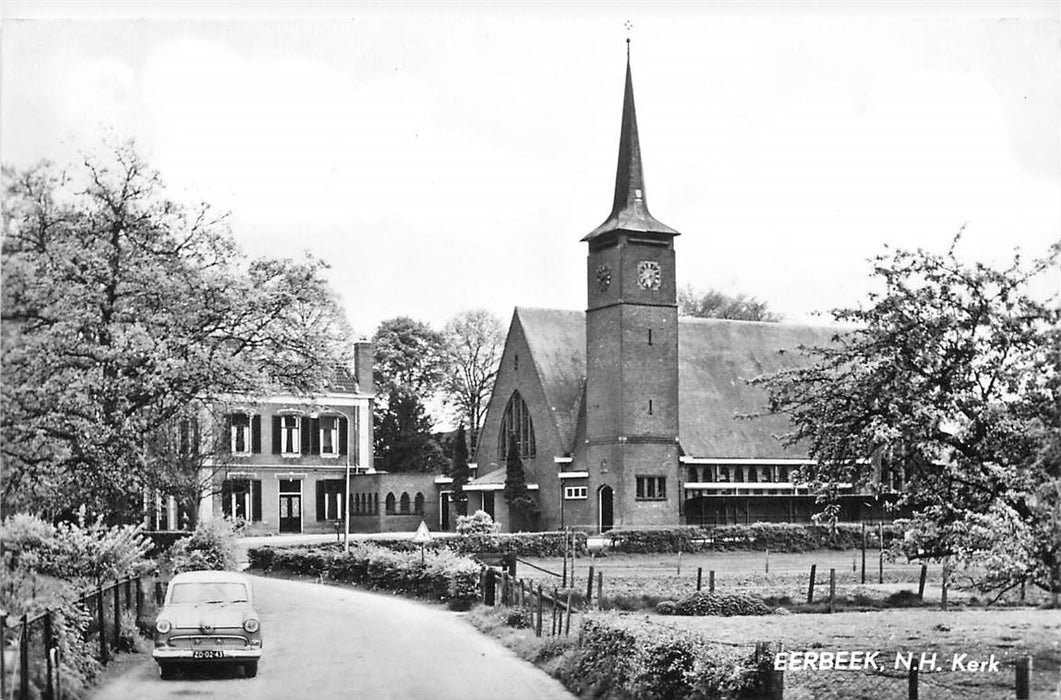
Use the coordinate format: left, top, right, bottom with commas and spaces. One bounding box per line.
513, 308, 839, 460
677, 318, 838, 459
513, 308, 586, 450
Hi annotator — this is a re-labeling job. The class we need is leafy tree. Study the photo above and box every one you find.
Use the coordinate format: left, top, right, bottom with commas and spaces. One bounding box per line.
753, 237, 1060, 597
441, 309, 505, 451
450, 423, 471, 517
374, 388, 447, 473
678, 286, 781, 322
372, 317, 447, 472
503, 433, 539, 531
1, 145, 351, 521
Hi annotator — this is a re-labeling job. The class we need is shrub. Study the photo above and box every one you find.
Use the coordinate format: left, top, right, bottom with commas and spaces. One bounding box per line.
673, 592, 773, 617
456, 510, 500, 536
655, 600, 677, 615
604, 522, 906, 554
505, 607, 535, 628
167, 518, 238, 573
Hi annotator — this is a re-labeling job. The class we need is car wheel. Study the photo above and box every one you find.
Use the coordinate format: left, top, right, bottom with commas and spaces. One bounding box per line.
158, 663, 177, 680
243, 661, 258, 678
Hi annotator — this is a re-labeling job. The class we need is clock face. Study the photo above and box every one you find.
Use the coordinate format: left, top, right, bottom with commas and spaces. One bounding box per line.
595, 265, 612, 292
637, 261, 662, 290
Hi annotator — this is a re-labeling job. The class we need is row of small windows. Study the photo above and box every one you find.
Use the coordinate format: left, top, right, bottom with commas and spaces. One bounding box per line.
220, 479, 427, 521
687, 465, 794, 484
351, 491, 426, 516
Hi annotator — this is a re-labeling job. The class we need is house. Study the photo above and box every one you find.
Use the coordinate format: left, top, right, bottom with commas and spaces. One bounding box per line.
471, 50, 893, 532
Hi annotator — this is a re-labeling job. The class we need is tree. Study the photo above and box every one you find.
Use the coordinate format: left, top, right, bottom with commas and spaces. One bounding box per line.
1, 145, 352, 520
678, 286, 781, 322
503, 433, 539, 531
441, 309, 504, 452
450, 423, 471, 517
752, 236, 1060, 597
371, 317, 447, 473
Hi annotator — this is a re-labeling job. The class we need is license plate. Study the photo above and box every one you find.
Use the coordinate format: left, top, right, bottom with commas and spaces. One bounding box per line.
192, 650, 225, 659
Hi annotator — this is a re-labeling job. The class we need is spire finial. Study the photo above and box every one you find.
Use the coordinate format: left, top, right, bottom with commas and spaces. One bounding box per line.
624, 21, 632, 59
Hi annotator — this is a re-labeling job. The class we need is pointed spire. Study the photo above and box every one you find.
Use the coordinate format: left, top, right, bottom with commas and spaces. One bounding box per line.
583, 43, 678, 242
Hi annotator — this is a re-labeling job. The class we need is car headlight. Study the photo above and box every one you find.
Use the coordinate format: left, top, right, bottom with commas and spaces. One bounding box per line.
155, 619, 171, 634
243, 618, 259, 633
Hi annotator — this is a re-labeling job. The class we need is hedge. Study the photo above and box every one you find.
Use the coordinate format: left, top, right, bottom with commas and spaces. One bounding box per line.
247, 543, 481, 610
556, 614, 773, 699
368, 531, 590, 558
604, 523, 905, 554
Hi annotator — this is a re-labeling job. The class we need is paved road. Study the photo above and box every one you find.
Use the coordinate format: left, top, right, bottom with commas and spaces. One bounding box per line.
91, 574, 574, 700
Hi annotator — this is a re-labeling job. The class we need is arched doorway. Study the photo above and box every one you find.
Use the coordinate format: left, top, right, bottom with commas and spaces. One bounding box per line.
598, 485, 614, 532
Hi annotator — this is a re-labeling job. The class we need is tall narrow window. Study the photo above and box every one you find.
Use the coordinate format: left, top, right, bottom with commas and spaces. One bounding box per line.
414, 492, 425, 515
648, 399, 653, 415
280, 415, 300, 455
498, 391, 536, 460
319, 415, 339, 457
399, 492, 410, 514
230, 414, 250, 455
648, 328, 653, 345
385, 493, 396, 515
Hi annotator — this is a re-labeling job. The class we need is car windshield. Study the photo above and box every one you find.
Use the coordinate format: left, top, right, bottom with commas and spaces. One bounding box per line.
168, 581, 249, 605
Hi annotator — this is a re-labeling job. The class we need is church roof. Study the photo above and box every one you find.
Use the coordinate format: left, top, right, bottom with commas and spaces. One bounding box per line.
583, 49, 679, 242
514, 308, 587, 450
513, 309, 839, 460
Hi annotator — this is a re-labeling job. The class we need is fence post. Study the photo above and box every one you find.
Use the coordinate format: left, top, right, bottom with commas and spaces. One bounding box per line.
97, 588, 108, 663
1, 613, 6, 700
136, 577, 144, 627
551, 587, 559, 636
564, 590, 573, 636
917, 565, 927, 601
484, 569, 496, 606
878, 522, 884, 584
861, 522, 867, 584
807, 564, 817, 604
941, 558, 949, 611
908, 660, 919, 699
755, 641, 783, 700
765, 549, 769, 574
586, 565, 595, 605
155, 581, 165, 606
113, 582, 121, 649
19, 614, 29, 700
829, 569, 836, 613
696, 567, 702, 592
597, 571, 603, 607
1015, 655, 1031, 699
44, 610, 54, 700
536, 585, 543, 638
709, 570, 715, 593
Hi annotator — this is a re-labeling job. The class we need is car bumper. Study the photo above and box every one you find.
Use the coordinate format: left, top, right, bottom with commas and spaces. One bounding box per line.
153, 648, 262, 661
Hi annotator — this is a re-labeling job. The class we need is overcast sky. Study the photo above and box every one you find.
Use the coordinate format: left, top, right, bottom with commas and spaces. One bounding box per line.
3, 1, 1058, 338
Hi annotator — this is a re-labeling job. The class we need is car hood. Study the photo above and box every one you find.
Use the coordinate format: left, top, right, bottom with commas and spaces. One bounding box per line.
162, 604, 257, 630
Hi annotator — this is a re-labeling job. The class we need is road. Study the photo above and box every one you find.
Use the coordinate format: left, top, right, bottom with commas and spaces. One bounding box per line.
90, 574, 574, 700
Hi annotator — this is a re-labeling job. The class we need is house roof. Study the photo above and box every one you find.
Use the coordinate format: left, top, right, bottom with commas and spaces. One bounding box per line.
513, 309, 839, 460
514, 307, 587, 450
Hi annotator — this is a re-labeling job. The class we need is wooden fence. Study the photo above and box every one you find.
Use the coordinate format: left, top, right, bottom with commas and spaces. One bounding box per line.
0, 575, 146, 700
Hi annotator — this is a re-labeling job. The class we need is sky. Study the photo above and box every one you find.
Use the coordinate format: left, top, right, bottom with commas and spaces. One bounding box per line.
2, 1, 1059, 340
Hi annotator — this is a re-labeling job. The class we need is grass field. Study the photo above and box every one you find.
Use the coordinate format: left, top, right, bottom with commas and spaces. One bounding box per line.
511, 549, 1053, 610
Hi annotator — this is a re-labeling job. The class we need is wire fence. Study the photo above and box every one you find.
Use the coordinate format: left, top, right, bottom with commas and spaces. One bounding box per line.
0, 575, 150, 700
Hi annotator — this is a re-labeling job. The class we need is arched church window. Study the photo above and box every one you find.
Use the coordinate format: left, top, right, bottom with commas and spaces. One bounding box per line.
385, 492, 396, 515
399, 492, 410, 514
414, 492, 425, 515
498, 391, 536, 460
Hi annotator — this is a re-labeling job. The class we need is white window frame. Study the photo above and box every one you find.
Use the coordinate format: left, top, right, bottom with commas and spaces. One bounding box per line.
280, 415, 301, 456
319, 415, 339, 458
230, 413, 251, 455
564, 486, 587, 500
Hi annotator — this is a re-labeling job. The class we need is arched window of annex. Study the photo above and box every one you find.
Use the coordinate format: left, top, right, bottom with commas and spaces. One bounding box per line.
498, 391, 536, 461
385, 492, 396, 515
414, 492, 425, 515
399, 492, 410, 514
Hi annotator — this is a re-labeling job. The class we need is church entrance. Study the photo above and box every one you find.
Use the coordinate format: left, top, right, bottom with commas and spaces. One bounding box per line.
598, 485, 613, 532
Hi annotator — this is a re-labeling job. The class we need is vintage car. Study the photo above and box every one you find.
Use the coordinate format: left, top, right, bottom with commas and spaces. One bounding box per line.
153, 570, 263, 679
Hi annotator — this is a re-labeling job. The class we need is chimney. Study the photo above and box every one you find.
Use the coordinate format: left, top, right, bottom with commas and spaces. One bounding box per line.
353, 341, 374, 395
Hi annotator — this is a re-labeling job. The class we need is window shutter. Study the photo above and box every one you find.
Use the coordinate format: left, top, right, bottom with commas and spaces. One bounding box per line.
301, 416, 312, 454
316, 481, 326, 521
251, 415, 262, 453
224, 414, 233, 452
271, 416, 282, 454
338, 416, 348, 456
310, 418, 321, 455
221, 480, 232, 518
251, 481, 262, 521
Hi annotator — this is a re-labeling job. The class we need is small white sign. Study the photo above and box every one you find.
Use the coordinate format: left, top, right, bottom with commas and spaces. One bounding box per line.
411, 520, 432, 544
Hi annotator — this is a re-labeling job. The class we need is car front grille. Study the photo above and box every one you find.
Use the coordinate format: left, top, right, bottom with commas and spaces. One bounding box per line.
167, 634, 249, 649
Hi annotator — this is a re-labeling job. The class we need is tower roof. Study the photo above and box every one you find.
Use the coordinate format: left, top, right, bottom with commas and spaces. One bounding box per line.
583, 45, 679, 242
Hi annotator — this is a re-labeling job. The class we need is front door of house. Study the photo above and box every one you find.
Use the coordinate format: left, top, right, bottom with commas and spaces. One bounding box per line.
278, 479, 302, 533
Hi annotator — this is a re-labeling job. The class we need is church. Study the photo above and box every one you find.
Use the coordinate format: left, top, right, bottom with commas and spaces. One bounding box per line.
466, 50, 891, 533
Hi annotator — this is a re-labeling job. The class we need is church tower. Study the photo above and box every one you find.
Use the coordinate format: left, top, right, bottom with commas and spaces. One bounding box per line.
583, 44, 681, 530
